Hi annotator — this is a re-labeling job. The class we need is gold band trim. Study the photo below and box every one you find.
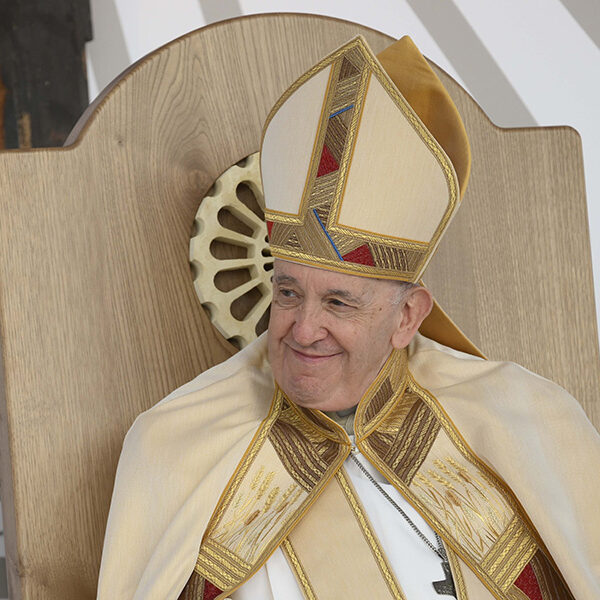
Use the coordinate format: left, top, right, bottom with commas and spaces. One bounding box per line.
481, 517, 537, 592
336, 470, 406, 600
447, 547, 469, 600
267, 249, 418, 280
195, 541, 246, 589
281, 538, 318, 600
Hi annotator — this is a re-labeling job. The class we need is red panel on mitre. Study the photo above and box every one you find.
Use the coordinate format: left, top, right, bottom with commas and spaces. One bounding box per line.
316, 144, 339, 177
266, 220, 274, 237
342, 244, 375, 266
514, 563, 543, 600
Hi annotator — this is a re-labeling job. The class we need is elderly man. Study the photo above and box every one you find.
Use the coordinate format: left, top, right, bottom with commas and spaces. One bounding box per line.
97, 36, 600, 600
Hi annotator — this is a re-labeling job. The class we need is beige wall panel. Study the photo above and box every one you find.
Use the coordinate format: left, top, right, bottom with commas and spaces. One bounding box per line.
0, 13, 596, 600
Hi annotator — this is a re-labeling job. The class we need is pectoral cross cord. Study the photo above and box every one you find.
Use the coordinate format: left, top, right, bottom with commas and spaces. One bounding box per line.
349, 450, 456, 597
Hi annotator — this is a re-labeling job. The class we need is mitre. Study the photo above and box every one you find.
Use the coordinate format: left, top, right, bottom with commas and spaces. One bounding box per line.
260, 35, 470, 283
260, 34, 480, 356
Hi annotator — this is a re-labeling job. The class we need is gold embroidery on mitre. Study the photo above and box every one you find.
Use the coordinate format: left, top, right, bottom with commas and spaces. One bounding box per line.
262, 36, 458, 282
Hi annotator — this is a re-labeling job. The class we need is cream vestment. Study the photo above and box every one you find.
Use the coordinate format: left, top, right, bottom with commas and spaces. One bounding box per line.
97, 332, 600, 600
231, 443, 464, 600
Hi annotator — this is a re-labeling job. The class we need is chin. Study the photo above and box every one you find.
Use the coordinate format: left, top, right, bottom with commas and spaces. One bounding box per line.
280, 379, 328, 409
286, 386, 357, 412
285, 387, 325, 408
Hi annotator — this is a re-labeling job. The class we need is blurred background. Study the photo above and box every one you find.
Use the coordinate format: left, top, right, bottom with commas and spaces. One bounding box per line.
1, 1, 598, 596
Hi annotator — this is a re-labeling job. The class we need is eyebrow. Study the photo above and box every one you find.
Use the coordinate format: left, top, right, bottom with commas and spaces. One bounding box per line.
273, 274, 298, 285
325, 289, 363, 304
273, 275, 363, 304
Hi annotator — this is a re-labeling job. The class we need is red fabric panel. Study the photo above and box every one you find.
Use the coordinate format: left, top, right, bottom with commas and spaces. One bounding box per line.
316, 144, 339, 177
514, 563, 543, 600
266, 220, 274, 237
203, 580, 223, 600
342, 244, 375, 266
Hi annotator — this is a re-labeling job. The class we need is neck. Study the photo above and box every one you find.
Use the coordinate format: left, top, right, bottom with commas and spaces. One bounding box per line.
323, 406, 357, 435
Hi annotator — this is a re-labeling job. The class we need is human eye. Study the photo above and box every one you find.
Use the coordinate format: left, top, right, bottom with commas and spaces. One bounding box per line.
327, 297, 353, 311
329, 298, 348, 307
275, 287, 299, 305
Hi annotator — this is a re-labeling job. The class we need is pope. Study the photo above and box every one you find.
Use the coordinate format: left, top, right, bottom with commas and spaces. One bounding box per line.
96, 35, 600, 600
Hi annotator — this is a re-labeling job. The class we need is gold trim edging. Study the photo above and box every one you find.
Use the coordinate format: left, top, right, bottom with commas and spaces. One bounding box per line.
336, 469, 406, 600
447, 546, 469, 600
281, 538, 318, 600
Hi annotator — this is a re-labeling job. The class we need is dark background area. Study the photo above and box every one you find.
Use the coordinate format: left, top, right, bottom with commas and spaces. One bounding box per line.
0, 0, 91, 149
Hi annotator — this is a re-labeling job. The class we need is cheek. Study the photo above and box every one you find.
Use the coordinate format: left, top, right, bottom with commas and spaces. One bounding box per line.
267, 308, 297, 372
343, 319, 395, 365
267, 327, 284, 382
268, 306, 291, 338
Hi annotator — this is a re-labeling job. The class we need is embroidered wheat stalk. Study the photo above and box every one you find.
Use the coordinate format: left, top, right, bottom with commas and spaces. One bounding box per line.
412, 456, 512, 560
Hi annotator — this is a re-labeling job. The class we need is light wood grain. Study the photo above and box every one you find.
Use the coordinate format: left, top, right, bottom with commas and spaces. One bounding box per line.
0, 13, 596, 600
426, 69, 599, 425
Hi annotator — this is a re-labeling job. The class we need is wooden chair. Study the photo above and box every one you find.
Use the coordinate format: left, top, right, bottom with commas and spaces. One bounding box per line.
0, 13, 597, 600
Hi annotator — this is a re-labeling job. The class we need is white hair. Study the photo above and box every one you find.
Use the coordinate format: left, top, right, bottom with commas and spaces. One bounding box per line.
390, 280, 419, 305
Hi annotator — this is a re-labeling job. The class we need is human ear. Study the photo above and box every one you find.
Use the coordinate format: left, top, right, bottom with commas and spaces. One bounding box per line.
391, 287, 433, 349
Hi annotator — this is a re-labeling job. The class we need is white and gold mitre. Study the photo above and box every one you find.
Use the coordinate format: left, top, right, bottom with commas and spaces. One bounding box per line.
260, 35, 471, 282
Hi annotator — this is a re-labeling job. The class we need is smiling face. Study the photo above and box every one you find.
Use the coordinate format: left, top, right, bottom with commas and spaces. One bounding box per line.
267, 260, 430, 411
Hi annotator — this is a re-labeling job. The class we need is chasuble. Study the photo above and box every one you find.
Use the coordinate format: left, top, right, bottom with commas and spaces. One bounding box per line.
97, 333, 600, 600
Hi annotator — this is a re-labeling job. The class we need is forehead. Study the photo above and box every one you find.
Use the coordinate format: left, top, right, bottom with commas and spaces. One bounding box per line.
272, 259, 390, 297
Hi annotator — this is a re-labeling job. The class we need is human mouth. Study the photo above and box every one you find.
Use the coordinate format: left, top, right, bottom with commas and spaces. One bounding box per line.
289, 347, 340, 364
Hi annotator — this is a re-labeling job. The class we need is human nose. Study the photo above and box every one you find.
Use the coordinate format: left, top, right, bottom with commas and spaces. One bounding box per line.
291, 304, 328, 347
